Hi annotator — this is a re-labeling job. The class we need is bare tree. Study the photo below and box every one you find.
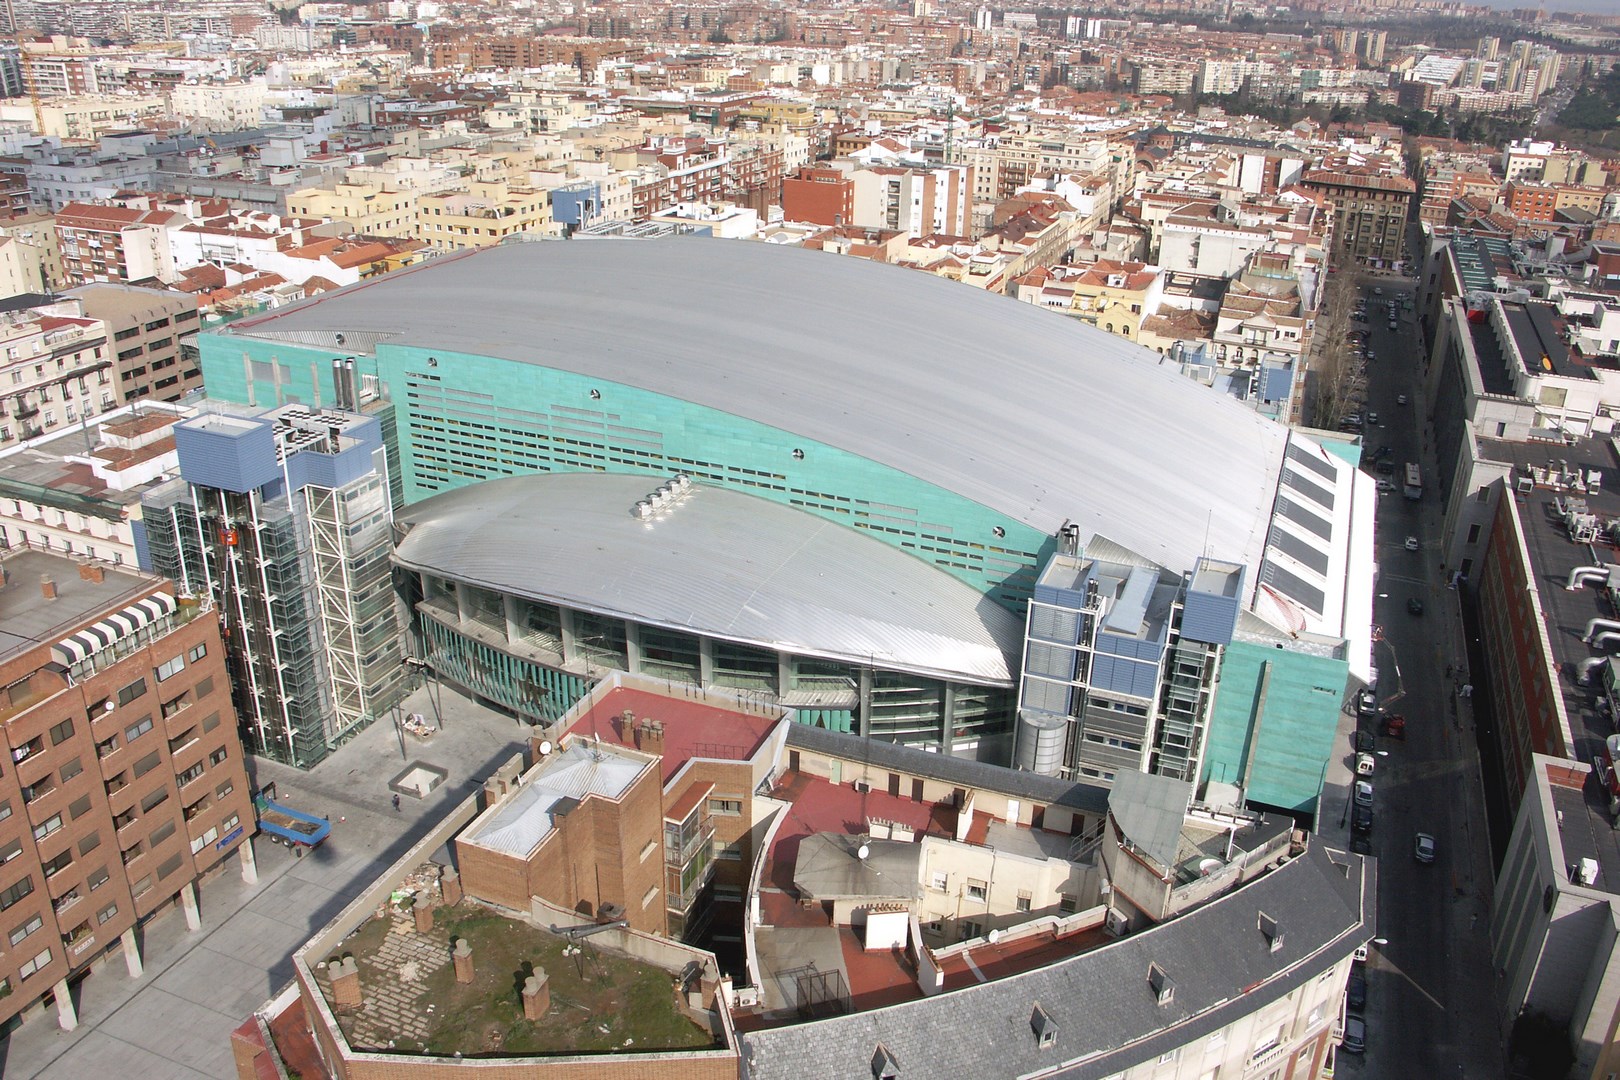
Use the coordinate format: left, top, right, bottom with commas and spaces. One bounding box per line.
1306, 273, 1360, 431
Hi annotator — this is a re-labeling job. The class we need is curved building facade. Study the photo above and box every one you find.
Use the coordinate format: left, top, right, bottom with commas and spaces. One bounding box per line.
392, 472, 1024, 754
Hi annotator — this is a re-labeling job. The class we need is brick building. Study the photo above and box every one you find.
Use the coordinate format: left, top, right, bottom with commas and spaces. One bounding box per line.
1301, 168, 1416, 267
0, 548, 255, 1032
782, 166, 855, 226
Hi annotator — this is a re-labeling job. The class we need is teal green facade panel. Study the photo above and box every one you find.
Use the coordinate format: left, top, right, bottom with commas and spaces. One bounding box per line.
1200, 640, 1347, 816
200, 331, 1057, 608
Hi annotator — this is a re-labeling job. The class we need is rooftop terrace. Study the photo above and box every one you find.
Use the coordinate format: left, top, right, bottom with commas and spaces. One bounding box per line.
565, 685, 779, 784
315, 887, 718, 1058
0, 548, 157, 664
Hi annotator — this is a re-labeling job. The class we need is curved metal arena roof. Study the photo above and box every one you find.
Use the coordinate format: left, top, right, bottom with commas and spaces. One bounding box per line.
233, 238, 1291, 580
392, 472, 1023, 686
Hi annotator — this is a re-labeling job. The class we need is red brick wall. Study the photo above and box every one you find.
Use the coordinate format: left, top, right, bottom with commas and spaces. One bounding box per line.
782, 168, 853, 226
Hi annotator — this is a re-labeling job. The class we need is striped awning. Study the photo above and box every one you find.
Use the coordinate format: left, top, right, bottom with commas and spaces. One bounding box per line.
51, 593, 177, 667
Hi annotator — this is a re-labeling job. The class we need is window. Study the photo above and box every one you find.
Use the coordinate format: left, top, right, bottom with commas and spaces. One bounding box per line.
708, 797, 742, 817
59, 757, 82, 783
214, 780, 233, 800
712, 840, 742, 861
132, 750, 160, 778
32, 814, 62, 841
41, 849, 70, 878
69, 794, 91, 819
130, 876, 151, 898
125, 717, 153, 743
9, 912, 43, 946
0, 800, 11, 823
641, 885, 659, 909
48, 718, 73, 745
208, 747, 227, 767
116, 678, 147, 706
155, 655, 184, 683
86, 866, 108, 891
18, 947, 50, 980
0, 876, 32, 909
1467, 523, 1481, 544
176, 762, 204, 787
139, 788, 168, 814
77, 831, 99, 856
965, 879, 988, 901
186, 642, 207, 663
148, 821, 174, 847
959, 920, 983, 940
97, 902, 117, 925
0, 839, 17, 864
219, 813, 239, 833
930, 870, 948, 891
1017, 890, 1033, 913
1059, 893, 1079, 915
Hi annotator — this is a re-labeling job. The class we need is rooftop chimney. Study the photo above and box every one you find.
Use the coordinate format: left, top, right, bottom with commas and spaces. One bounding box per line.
521, 970, 550, 1020
453, 938, 474, 984
329, 956, 361, 1014
39, 575, 56, 600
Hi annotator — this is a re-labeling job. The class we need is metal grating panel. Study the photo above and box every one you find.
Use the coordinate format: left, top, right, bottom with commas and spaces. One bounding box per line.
1286, 440, 1337, 482
1267, 525, 1331, 576
1274, 496, 1331, 542
1260, 558, 1326, 615
1281, 468, 1335, 512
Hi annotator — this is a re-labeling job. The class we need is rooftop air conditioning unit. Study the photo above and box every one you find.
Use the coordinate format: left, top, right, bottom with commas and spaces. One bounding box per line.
853, 779, 871, 794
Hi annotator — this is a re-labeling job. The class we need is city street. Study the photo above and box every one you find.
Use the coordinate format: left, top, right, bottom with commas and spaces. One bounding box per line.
1332, 280, 1505, 1080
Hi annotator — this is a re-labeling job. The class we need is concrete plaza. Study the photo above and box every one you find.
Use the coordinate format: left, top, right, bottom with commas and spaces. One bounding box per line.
0, 678, 534, 1080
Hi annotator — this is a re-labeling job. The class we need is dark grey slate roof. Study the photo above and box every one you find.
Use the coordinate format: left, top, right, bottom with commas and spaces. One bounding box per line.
783, 722, 1110, 815
738, 842, 1374, 1080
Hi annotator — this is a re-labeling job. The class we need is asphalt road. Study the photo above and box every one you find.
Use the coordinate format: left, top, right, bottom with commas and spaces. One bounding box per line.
1335, 281, 1506, 1080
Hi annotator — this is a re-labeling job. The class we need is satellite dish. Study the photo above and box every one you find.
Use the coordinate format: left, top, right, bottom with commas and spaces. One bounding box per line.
988, 929, 1002, 944
102, 700, 114, 712
856, 843, 870, 861
538, 740, 553, 756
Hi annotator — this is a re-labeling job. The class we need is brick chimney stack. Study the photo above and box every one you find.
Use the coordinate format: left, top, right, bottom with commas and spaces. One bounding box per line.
39, 575, 56, 600
413, 894, 434, 933
453, 939, 474, 984
329, 957, 362, 1013
522, 970, 550, 1019
440, 868, 463, 906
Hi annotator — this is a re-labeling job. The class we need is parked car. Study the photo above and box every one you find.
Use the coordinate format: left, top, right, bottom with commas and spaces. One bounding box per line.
1414, 832, 1437, 864
1408, 597, 1425, 615
1397, 393, 1408, 405
1350, 833, 1372, 855
1354, 730, 1376, 754
1343, 1015, 1368, 1055
1356, 688, 1378, 716
1373, 287, 1384, 295
1368, 411, 1380, 425
1382, 714, 1407, 740
1352, 805, 1374, 834
1377, 478, 1394, 493
1354, 780, 1374, 808
1347, 964, 1368, 1009
1405, 536, 1419, 551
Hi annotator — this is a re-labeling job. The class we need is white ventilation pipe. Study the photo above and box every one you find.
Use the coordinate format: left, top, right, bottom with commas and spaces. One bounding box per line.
1593, 631, 1620, 653
1579, 655, 1611, 683
1568, 565, 1611, 591
1587, 618, 1620, 642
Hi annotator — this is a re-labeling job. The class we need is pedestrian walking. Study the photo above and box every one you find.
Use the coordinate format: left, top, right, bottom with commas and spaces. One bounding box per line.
392, 793, 401, 812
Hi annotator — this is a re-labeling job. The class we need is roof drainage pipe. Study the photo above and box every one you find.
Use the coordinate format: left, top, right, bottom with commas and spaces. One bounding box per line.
1580, 655, 1611, 683
1568, 565, 1612, 591
1587, 618, 1620, 642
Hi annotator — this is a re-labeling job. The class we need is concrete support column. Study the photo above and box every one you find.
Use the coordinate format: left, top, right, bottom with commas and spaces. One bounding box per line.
941, 684, 957, 757
52, 978, 76, 1031
238, 838, 258, 885
503, 593, 520, 646
121, 927, 143, 978
180, 881, 201, 932
558, 608, 577, 666
624, 621, 642, 673
698, 637, 715, 687
857, 666, 874, 738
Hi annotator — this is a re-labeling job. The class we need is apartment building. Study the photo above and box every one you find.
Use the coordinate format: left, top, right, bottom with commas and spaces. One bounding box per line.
54, 202, 180, 287
0, 214, 64, 298
415, 180, 553, 251
1301, 168, 1415, 267
285, 182, 419, 239
0, 302, 109, 446
70, 284, 200, 406
0, 548, 255, 1032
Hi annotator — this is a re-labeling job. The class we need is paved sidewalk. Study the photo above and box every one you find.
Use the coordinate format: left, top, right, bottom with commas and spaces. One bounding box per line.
0, 680, 532, 1080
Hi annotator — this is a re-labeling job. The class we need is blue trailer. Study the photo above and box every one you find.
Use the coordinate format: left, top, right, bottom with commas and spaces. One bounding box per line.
254, 787, 331, 848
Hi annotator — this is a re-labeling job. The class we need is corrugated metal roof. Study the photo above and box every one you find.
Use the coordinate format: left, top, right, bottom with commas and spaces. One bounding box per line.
393, 472, 1022, 685
227, 238, 1291, 582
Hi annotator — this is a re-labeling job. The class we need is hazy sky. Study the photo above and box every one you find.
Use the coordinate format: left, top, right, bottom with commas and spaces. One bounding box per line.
1473, 0, 1620, 16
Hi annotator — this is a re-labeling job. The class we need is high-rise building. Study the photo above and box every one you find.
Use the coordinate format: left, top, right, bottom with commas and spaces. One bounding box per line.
0, 548, 254, 1031
138, 399, 406, 768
